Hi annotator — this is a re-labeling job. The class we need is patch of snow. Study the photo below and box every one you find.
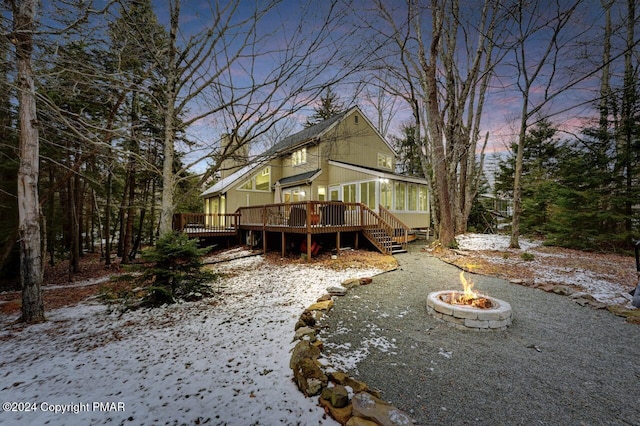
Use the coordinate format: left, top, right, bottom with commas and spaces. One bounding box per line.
43, 276, 113, 290
456, 233, 635, 308
389, 408, 412, 425
456, 233, 541, 251
438, 348, 453, 359
534, 267, 630, 305
0, 251, 382, 425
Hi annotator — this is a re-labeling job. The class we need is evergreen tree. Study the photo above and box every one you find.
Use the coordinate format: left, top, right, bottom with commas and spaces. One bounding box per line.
304, 87, 343, 127
391, 123, 424, 176
495, 120, 561, 235
545, 126, 638, 251
118, 232, 217, 308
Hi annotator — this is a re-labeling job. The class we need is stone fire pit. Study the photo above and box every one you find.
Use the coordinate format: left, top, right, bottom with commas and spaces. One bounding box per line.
427, 290, 513, 330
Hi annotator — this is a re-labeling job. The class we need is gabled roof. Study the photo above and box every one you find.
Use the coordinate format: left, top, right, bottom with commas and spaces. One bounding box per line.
200, 163, 260, 197
277, 169, 322, 188
263, 109, 350, 157
328, 160, 428, 185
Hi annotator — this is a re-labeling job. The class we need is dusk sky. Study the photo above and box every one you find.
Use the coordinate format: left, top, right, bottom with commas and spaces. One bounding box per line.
89, 0, 635, 164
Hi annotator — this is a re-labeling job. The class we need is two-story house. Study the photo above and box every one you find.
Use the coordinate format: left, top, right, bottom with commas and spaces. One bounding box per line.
201, 106, 430, 231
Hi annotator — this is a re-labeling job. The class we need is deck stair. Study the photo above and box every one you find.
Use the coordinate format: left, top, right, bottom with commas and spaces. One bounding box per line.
361, 205, 411, 255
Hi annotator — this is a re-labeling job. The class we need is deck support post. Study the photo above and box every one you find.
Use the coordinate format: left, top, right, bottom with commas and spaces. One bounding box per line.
355, 232, 359, 250
281, 232, 285, 257
306, 233, 312, 261
263, 231, 267, 254
336, 231, 341, 254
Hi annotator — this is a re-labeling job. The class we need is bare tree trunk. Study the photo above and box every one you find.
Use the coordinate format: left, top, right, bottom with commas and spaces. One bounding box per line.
132, 179, 150, 258
104, 166, 112, 266
68, 177, 80, 274
599, 0, 613, 135
149, 178, 156, 246
158, 0, 179, 236
121, 162, 135, 264
510, 101, 528, 248
160, 105, 176, 235
620, 0, 635, 233
12, 0, 45, 323
509, 0, 580, 248
419, 1, 455, 247
47, 165, 55, 265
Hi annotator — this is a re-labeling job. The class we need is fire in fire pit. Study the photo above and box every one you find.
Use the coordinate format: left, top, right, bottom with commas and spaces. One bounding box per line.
426, 272, 512, 330
440, 272, 495, 309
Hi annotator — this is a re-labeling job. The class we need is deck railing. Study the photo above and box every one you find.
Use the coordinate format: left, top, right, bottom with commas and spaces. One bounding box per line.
379, 205, 411, 247
237, 201, 365, 228
173, 202, 411, 255
172, 212, 239, 233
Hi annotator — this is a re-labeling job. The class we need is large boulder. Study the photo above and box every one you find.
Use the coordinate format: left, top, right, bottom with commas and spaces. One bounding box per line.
319, 397, 353, 424
321, 385, 349, 408
293, 358, 327, 396
346, 417, 379, 426
304, 299, 334, 313
290, 341, 320, 369
328, 371, 375, 395
632, 282, 640, 308
351, 392, 412, 426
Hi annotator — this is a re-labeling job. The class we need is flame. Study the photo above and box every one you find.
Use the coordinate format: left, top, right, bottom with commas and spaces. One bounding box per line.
450, 272, 479, 304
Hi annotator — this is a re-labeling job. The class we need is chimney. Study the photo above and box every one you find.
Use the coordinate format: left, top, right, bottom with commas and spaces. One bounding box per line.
219, 132, 249, 179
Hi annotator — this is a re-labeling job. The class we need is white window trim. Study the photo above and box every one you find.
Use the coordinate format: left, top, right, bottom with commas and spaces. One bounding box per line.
377, 152, 393, 170
237, 166, 272, 192
291, 147, 307, 166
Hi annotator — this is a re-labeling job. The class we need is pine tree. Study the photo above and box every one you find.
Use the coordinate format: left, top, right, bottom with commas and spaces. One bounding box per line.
391, 124, 424, 176
495, 120, 561, 236
304, 87, 344, 127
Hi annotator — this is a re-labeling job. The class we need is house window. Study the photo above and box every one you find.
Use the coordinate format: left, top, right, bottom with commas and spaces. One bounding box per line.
318, 186, 326, 201
419, 185, 428, 211
354, 115, 359, 124
239, 167, 271, 191
343, 183, 356, 203
408, 184, 418, 211
284, 187, 305, 202
395, 182, 406, 210
360, 181, 376, 209
380, 180, 392, 209
291, 147, 307, 166
377, 153, 393, 170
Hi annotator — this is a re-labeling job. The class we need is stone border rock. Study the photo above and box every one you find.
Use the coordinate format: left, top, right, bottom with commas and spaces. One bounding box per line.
290, 276, 414, 426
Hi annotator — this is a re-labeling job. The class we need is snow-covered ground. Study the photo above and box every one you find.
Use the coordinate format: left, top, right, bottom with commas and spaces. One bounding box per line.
455, 233, 636, 306
1, 236, 635, 425
0, 248, 382, 426
455, 233, 541, 251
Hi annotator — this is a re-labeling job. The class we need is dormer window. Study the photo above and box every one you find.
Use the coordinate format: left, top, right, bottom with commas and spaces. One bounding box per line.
292, 147, 307, 166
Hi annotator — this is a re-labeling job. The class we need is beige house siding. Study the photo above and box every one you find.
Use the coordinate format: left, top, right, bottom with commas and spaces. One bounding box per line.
322, 110, 395, 171
327, 163, 377, 183
281, 143, 322, 178
391, 212, 430, 229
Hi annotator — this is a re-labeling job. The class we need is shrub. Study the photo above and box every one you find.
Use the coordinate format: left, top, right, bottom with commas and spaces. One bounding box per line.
109, 232, 218, 309
521, 252, 535, 262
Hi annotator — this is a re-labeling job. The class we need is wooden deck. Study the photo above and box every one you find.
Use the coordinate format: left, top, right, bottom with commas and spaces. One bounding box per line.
173, 201, 413, 257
